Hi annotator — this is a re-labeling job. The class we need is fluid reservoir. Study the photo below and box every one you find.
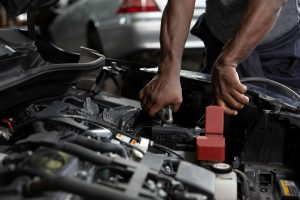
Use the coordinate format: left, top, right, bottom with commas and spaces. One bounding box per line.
212, 163, 238, 200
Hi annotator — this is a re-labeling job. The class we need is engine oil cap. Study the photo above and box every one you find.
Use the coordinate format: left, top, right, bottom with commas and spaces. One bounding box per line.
211, 163, 232, 174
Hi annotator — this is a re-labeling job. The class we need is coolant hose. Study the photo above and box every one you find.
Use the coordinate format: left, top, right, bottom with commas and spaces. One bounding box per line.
233, 169, 251, 200
56, 142, 112, 166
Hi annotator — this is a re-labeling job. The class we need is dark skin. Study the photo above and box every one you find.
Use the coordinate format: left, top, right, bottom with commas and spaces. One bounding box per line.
139, 0, 288, 116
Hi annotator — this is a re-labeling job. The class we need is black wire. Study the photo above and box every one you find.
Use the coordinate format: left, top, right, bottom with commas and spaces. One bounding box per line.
197, 114, 206, 127
152, 143, 184, 160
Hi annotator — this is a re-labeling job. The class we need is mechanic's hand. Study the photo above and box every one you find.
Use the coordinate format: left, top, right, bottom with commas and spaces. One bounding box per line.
212, 65, 249, 115
138, 73, 182, 117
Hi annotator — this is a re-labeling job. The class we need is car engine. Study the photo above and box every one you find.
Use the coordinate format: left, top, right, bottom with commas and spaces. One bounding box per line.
0, 57, 300, 200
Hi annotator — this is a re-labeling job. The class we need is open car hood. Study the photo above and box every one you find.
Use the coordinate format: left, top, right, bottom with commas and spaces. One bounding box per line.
0, 29, 105, 111
0, 0, 105, 112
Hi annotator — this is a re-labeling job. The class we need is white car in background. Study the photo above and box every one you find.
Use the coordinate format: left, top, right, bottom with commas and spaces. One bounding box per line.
50, 0, 205, 63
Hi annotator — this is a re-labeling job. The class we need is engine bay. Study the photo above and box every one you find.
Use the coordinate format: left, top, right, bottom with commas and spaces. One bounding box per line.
0, 57, 300, 200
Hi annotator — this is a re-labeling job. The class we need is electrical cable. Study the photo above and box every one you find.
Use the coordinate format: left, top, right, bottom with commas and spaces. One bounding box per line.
197, 114, 206, 127
151, 143, 184, 160
62, 96, 84, 104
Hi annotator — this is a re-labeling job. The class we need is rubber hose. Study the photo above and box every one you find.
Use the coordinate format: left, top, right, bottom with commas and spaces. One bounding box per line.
56, 142, 112, 166
71, 135, 128, 158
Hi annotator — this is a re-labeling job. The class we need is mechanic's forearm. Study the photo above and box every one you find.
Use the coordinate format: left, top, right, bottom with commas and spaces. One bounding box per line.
217, 0, 287, 67
159, 0, 195, 75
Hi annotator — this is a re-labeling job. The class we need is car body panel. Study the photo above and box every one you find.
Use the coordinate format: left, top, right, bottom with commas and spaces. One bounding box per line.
50, 0, 205, 58
98, 13, 204, 57
50, 0, 122, 52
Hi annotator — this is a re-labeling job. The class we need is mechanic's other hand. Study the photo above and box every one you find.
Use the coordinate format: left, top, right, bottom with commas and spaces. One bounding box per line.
138, 73, 182, 117
212, 65, 249, 115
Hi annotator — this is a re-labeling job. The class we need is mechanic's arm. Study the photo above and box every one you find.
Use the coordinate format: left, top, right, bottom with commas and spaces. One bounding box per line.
214, 0, 287, 115
139, 0, 196, 116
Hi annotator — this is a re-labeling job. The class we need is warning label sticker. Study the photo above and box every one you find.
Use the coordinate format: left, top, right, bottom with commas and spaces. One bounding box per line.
279, 180, 300, 198
116, 133, 131, 143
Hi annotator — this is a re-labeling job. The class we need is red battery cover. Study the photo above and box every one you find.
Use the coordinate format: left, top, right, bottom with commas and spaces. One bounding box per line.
196, 106, 225, 161
205, 106, 224, 135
